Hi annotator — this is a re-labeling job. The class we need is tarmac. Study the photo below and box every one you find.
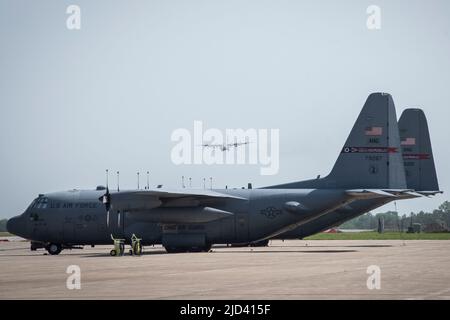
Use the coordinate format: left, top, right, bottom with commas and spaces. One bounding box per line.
0, 239, 449, 299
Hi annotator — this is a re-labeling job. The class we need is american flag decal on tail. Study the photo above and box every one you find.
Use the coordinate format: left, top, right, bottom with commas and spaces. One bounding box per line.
365, 126, 383, 136
401, 137, 416, 146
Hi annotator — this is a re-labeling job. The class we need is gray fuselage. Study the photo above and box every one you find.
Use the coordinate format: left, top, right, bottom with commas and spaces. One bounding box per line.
8, 188, 350, 248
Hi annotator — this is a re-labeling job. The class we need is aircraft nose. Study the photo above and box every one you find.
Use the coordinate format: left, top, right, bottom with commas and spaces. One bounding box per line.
6, 216, 24, 236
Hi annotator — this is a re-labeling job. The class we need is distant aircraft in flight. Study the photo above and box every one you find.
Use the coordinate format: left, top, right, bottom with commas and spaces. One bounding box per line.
202, 137, 250, 151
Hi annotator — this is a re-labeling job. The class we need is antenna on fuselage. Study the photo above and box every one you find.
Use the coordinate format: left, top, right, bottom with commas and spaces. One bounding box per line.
117, 171, 120, 192
137, 172, 140, 190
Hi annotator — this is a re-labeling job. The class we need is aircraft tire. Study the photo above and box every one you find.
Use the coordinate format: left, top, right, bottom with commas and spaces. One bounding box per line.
110, 249, 117, 256
133, 242, 142, 256
47, 243, 62, 255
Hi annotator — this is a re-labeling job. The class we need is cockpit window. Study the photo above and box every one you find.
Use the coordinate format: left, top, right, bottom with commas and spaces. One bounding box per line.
27, 199, 37, 211
32, 197, 48, 209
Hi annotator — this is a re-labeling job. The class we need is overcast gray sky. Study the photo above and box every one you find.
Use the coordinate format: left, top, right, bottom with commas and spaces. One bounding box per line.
1, 0, 449, 219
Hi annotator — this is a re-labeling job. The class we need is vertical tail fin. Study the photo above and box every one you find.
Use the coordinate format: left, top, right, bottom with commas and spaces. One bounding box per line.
399, 109, 440, 192
264, 92, 407, 190
325, 92, 406, 189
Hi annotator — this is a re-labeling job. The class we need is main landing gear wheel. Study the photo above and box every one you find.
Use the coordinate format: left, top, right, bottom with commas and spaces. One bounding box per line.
47, 243, 62, 255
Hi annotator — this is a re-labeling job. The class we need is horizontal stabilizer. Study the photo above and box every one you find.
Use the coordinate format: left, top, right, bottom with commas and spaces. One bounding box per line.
417, 191, 444, 197
346, 189, 423, 200
346, 189, 397, 199
402, 191, 424, 198
383, 189, 423, 199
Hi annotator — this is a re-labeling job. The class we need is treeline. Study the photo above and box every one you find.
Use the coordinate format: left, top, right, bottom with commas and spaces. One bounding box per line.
0, 219, 7, 232
340, 201, 450, 232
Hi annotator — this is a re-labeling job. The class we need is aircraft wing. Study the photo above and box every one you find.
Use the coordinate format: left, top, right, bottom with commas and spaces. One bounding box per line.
100, 189, 246, 224
105, 189, 246, 210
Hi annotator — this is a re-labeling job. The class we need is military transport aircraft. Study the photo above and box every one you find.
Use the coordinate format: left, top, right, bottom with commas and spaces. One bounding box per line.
271, 108, 442, 242
7, 93, 438, 255
201, 137, 250, 151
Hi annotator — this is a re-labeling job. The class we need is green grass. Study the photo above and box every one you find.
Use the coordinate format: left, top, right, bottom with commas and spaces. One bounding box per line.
304, 231, 450, 240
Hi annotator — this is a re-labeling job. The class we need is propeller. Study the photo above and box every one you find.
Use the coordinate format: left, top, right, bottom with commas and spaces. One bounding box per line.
99, 169, 111, 213
102, 188, 111, 212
